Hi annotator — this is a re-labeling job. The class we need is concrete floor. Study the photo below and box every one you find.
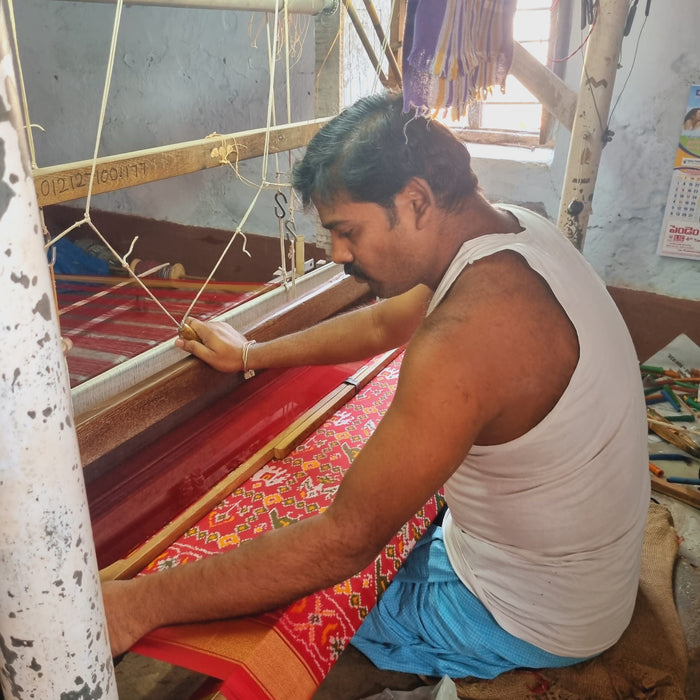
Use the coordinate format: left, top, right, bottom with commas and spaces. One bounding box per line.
113, 491, 700, 700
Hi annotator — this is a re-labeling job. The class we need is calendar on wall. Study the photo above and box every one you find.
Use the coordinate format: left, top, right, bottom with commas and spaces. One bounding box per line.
657, 84, 700, 260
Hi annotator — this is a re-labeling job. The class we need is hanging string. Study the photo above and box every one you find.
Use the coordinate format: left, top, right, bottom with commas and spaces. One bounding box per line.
84, 0, 124, 217
26, 0, 301, 337
181, 0, 286, 322
370, 0, 397, 94
39, 0, 180, 328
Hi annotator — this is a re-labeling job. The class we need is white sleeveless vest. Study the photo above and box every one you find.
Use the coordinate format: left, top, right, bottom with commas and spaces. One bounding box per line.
427, 205, 650, 657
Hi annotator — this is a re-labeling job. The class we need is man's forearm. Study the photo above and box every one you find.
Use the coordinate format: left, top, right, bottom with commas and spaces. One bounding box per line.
245, 287, 431, 372
244, 304, 385, 371
114, 510, 375, 642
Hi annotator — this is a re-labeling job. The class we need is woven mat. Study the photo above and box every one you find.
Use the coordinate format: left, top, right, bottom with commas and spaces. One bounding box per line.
453, 502, 687, 700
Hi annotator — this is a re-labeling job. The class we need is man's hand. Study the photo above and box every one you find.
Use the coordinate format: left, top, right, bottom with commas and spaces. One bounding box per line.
175, 317, 248, 373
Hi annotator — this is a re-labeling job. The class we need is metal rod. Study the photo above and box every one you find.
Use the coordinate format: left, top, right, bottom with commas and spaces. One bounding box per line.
0, 9, 116, 698
53, 0, 338, 15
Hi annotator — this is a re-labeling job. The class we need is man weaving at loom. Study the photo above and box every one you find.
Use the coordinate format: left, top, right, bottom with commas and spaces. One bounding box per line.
103, 92, 650, 680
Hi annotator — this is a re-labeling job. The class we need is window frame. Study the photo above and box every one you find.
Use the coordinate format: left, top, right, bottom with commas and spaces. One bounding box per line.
447, 0, 572, 149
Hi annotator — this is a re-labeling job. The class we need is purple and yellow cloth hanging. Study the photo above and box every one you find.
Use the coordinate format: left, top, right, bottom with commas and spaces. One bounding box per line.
403, 0, 517, 119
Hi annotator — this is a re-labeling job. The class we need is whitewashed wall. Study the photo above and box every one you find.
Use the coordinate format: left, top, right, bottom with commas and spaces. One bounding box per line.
12, 0, 700, 299
551, 0, 700, 299
13, 1, 319, 238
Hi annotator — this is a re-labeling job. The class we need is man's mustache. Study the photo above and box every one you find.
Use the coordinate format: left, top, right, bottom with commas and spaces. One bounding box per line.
344, 263, 370, 281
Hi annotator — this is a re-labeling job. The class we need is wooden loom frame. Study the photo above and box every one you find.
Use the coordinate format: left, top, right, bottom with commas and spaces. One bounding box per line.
26, 4, 351, 472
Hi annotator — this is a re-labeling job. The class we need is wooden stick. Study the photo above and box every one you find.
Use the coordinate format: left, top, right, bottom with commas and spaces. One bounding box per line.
361, 0, 402, 87
342, 0, 389, 87
33, 118, 330, 206
272, 349, 401, 461
55, 272, 268, 294
650, 473, 700, 510
273, 384, 354, 459
647, 410, 700, 458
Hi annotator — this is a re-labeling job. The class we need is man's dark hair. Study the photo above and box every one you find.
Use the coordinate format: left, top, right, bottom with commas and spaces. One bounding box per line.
291, 91, 479, 215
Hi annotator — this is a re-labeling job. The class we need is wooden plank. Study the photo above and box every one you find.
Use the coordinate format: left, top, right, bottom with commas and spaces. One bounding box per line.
273, 348, 403, 459
510, 40, 576, 133
73, 0, 328, 12
76, 274, 371, 471
55, 272, 268, 294
33, 119, 329, 206
273, 385, 355, 459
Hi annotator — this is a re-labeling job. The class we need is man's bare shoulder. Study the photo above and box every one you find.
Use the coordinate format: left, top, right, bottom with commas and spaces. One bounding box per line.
404, 250, 579, 444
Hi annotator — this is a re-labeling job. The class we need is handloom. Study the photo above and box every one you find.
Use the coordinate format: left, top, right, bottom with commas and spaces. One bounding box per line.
56, 278, 264, 387
128, 353, 443, 699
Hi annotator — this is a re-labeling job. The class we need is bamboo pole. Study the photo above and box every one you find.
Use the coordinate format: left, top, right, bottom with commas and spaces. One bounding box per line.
556, 0, 630, 249
0, 11, 116, 698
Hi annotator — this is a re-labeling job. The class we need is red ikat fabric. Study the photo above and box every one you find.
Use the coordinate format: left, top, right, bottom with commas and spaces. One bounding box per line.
132, 354, 442, 700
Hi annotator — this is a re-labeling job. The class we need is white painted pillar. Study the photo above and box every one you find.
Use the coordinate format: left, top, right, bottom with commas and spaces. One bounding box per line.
557, 0, 630, 249
0, 13, 117, 700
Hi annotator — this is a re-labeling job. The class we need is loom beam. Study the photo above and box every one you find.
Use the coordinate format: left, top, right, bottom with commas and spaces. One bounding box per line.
55, 0, 337, 14
75, 265, 371, 475
33, 118, 330, 206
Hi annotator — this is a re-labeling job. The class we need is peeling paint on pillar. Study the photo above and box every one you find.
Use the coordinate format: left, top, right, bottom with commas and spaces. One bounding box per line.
0, 12, 116, 700
556, 0, 630, 250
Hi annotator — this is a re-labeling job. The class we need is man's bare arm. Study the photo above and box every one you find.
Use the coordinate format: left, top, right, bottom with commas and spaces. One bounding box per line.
176, 284, 433, 373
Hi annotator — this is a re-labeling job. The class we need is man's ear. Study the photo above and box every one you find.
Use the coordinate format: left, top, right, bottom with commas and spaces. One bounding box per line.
398, 177, 434, 228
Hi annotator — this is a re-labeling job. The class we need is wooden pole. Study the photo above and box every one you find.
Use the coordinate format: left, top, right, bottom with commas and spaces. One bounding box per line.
342, 0, 389, 87
556, 0, 630, 250
510, 40, 576, 133
361, 0, 402, 87
0, 11, 116, 698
